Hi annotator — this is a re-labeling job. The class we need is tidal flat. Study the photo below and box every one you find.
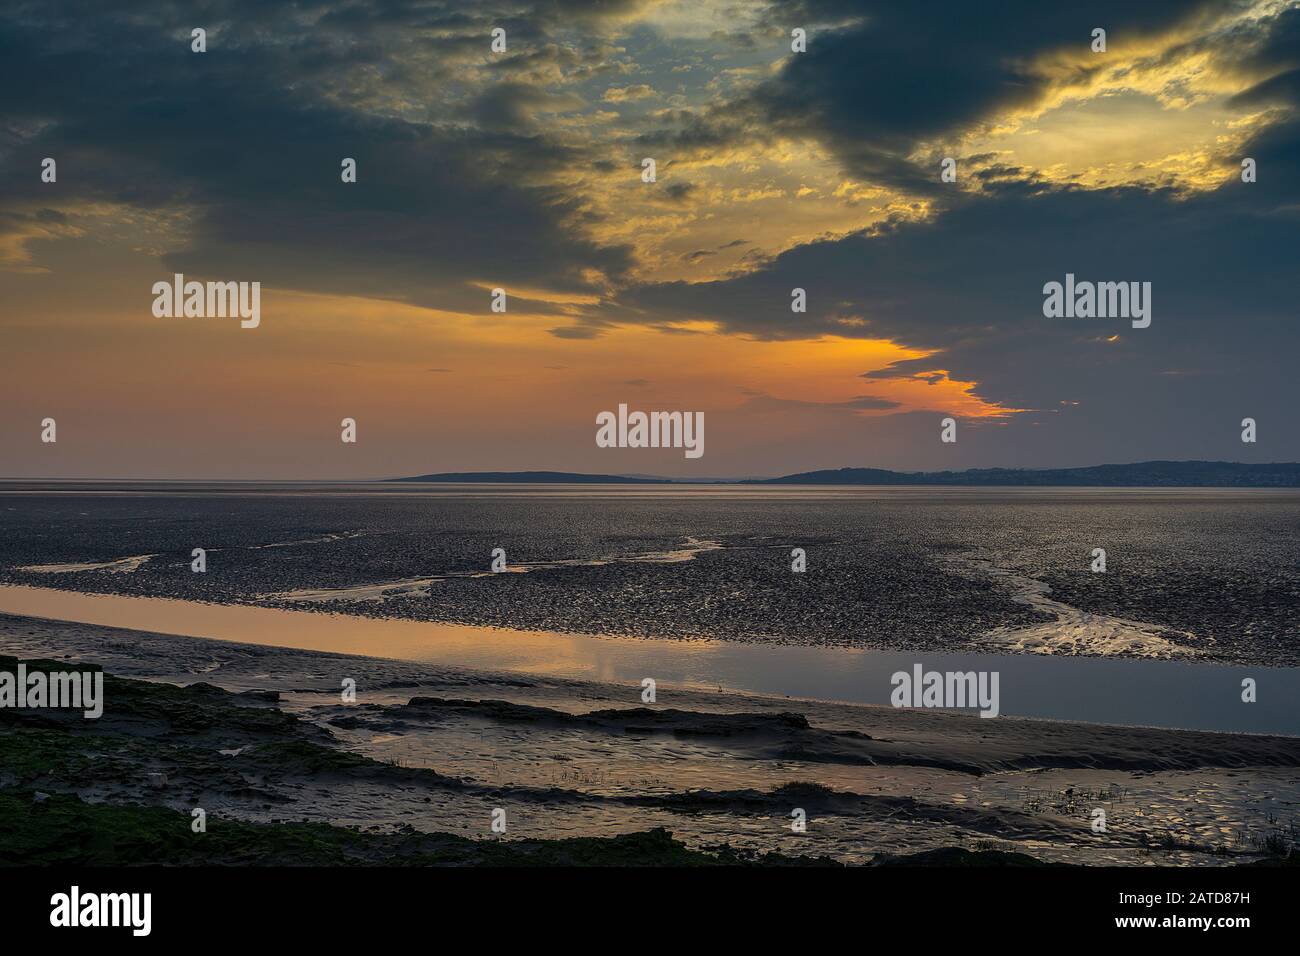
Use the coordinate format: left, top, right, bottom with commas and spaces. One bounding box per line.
1, 486, 1297, 664
2, 615, 1298, 866
1, 485, 1297, 866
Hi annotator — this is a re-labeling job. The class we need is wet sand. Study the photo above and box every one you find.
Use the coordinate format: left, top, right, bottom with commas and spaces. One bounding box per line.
3, 613, 1298, 866
3, 486, 1296, 666
3, 583, 1297, 733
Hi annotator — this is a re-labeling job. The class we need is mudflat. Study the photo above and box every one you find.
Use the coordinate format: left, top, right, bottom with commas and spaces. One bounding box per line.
3, 614, 1297, 866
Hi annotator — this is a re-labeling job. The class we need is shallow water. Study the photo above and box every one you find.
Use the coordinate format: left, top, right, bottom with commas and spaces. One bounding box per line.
1, 583, 1296, 735
6, 608, 1298, 866
2, 483, 1297, 736
3, 486, 1298, 660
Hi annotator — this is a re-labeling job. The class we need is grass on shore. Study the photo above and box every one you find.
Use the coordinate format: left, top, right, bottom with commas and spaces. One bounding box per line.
1, 790, 815, 866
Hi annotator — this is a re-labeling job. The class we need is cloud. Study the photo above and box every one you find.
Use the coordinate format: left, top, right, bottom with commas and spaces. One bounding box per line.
471, 83, 587, 131
3, 0, 1297, 468
602, 84, 656, 102
548, 323, 606, 339
640, 0, 1232, 194
0, 1, 635, 312
595, 2, 1300, 459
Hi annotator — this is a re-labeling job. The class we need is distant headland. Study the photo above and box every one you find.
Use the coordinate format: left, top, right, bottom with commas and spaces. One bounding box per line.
389, 461, 1300, 487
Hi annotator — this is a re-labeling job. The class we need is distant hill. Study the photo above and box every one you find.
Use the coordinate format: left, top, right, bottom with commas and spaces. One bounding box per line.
388, 471, 667, 484
751, 461, 1300, 487
389, 461, 1300, 487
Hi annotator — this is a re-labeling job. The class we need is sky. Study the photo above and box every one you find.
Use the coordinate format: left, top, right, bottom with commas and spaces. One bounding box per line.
1, 0, 1297, 479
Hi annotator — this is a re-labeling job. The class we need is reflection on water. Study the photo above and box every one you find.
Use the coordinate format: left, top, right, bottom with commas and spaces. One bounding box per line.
1, 583, 1296, 735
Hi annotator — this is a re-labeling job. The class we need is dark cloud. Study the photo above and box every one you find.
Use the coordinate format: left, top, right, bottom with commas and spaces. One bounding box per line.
1227, 4, 1300, 108
660, 181, 696, 202
0, 1, 634, 312
605, 159, 1299, 453
548, 323, 605, 339
644, 1, 1225, 194
469, 83, 585, 131
743, 393, 902, 412
599, 3, 1300, 460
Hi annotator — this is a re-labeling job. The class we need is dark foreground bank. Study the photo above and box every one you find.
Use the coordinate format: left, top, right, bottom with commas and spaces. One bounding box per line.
3, 620, 1299, 868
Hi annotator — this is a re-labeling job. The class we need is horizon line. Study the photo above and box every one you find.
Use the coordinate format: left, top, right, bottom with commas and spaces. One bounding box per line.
3, 458, 1299, 485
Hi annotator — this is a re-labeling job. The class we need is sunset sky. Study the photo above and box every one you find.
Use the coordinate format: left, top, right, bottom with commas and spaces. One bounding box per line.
2, 0, 1297, 478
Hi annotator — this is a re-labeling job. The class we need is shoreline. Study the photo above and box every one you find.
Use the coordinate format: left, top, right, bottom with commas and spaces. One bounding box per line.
3, 612, 1299, 866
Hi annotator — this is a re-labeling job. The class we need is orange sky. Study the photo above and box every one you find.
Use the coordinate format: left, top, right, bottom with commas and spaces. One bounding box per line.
1, 0, 1293, 478
1, 265, 1008, 477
